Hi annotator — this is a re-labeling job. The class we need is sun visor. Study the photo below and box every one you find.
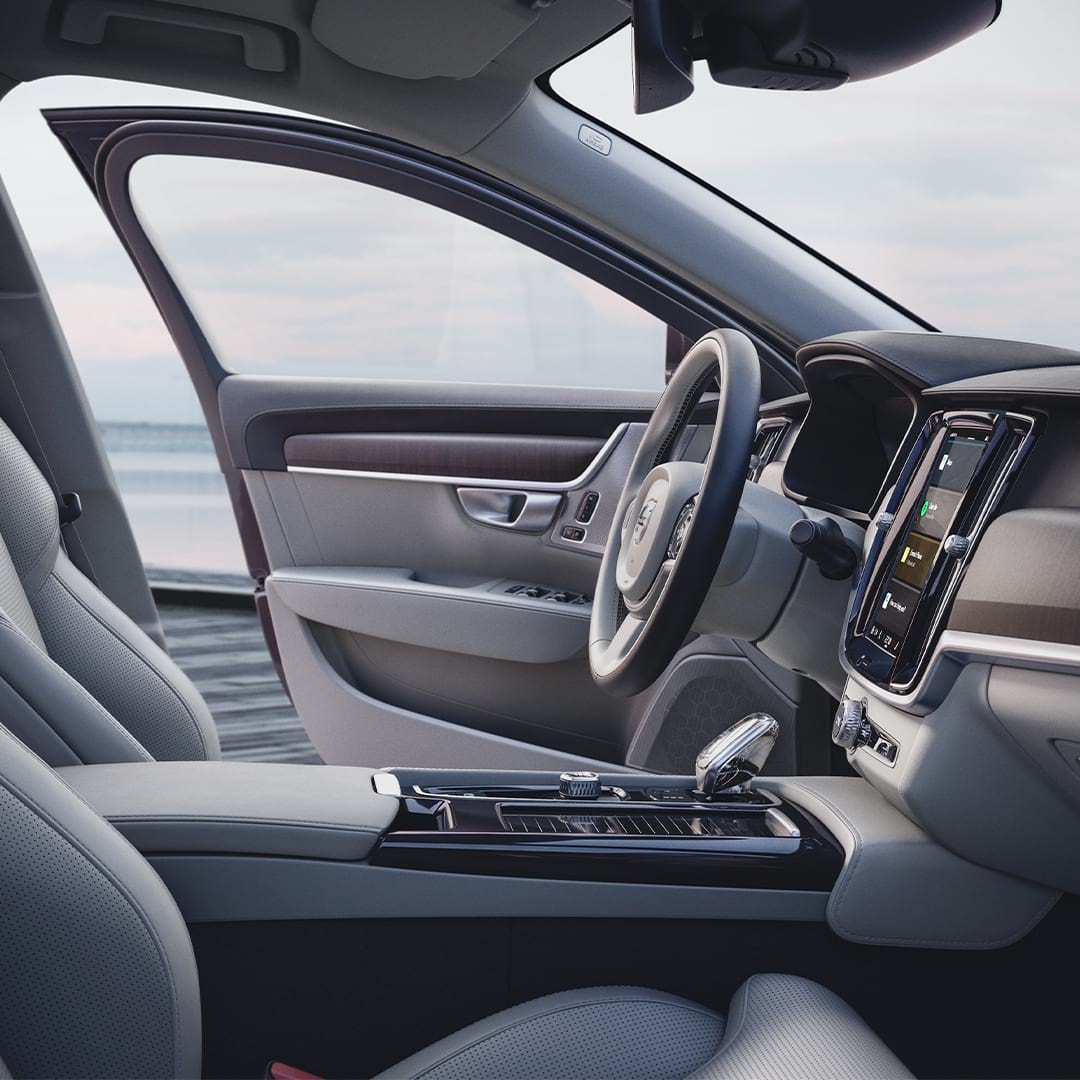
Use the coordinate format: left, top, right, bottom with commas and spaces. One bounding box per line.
310, 0, 540, 81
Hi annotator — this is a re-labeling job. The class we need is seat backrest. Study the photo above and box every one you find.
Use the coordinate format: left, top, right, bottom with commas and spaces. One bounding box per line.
0, 722, 201, 1078
0, 418, 219, 764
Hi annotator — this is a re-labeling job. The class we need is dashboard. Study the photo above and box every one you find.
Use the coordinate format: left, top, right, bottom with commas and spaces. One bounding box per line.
753, 330, 1080, 896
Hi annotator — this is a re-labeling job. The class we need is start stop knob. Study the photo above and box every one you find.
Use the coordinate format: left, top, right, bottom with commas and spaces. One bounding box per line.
832, 698, 871, 751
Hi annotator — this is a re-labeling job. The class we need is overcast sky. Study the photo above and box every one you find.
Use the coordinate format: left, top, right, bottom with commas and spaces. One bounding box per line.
0, 0, 1075, 424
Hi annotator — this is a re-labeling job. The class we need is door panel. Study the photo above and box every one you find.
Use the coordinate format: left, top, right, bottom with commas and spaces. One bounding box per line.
47, 107, 827, 772
236, 389, 650, 768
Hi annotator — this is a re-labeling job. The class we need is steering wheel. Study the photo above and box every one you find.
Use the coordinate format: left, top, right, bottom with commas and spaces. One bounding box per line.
589, 329, 761, 697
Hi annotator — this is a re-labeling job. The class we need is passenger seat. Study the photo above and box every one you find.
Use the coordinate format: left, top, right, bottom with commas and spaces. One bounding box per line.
0, 418, 218, 764
0, 718, 912, 1079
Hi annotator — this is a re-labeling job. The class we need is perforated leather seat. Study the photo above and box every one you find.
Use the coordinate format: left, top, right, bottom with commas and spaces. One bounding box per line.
0, 419, 913, 1079
377, 978, 912, 1080
0, 418, 219, 765
0, 715, 912, 1079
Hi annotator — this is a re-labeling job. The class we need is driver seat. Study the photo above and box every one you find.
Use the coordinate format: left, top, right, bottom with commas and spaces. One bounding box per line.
0, 719, 913, 1079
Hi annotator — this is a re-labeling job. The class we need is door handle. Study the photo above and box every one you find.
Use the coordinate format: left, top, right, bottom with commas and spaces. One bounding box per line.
457, 488, 563, 532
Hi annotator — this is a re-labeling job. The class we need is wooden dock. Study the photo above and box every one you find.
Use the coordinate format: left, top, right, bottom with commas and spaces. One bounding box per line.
159, 602, 321, 765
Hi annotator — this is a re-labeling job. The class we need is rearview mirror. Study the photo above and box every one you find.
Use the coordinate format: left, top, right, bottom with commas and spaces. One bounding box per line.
631, 0, 1002, 114
631, 0, 694, 115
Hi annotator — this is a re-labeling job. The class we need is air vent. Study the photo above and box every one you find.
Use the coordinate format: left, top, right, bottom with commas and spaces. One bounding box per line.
748, 418, 792, 481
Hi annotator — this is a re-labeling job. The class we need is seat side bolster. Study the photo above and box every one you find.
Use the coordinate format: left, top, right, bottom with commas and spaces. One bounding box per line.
688, 973, 913, 1080
34, 552, 221, 762
0, 724, 201, 1079
0, 616, 151, 765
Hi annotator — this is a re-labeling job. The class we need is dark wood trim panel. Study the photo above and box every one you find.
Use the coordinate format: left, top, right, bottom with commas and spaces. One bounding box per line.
948, 508, 1080, 646
284, 432, 605, 482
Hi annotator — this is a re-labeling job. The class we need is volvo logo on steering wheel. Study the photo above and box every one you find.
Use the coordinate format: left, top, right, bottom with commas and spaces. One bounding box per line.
632, 497, 658, 544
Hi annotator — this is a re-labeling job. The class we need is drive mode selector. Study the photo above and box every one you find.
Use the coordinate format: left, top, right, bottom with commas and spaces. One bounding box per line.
559, 771, 602, 799
832, 698, 871, 750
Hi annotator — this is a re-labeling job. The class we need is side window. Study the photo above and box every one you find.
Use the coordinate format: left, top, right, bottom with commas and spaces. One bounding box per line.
128, 156, 668, 389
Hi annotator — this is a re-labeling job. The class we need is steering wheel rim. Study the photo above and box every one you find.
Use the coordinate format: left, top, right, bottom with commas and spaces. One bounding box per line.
589, 329, 761, 697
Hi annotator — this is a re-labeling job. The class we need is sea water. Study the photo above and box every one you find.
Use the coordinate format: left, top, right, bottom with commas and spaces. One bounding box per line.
101, 421, 248, 585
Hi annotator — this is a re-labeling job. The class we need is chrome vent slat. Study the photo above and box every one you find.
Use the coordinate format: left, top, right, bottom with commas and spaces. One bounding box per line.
748, 417, 792, 481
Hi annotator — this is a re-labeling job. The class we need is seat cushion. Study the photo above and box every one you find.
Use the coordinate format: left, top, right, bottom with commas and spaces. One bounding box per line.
378, 975, 912, 1080
377, 986, 726, 1080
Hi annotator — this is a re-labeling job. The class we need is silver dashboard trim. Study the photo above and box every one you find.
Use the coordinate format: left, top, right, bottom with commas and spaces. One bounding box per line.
765, 807, 801, 838
286, 423, 630, 492
748, 416, 793, 482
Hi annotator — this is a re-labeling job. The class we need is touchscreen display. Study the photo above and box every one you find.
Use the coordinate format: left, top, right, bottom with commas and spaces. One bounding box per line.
866, 433, 988, 657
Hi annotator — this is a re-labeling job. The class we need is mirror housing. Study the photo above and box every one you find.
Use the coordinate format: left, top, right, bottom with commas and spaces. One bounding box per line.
632, 0, 1002, 113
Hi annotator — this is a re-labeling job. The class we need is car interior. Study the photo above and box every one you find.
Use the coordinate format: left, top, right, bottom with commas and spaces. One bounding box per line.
0, 1, 1077, 1078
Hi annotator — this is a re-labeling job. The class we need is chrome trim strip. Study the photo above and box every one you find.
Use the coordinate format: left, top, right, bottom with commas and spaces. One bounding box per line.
286, 423, 630, 492
765, 807, 801, 838
749, 416, 793, 481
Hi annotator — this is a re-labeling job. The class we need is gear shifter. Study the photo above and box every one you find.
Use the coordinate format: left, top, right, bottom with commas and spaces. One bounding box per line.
695, 713, 779, 798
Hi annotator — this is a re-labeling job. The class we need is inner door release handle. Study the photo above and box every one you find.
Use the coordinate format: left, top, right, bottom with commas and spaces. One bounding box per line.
457, 488, 563, 532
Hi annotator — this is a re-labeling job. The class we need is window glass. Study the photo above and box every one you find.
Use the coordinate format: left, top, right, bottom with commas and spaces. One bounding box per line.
0, 77, 250, 580
129, 155, 666, 389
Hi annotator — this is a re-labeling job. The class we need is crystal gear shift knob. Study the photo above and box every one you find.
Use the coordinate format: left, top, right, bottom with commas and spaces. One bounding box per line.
695, 713, 779, 797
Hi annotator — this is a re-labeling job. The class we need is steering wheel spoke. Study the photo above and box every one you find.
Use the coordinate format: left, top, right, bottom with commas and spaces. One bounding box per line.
622, 558, 675, 617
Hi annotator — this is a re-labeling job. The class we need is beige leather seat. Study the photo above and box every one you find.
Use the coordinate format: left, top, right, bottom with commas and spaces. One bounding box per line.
0, 418, 219, 765
376, 977, 912, 1080
0, 717, 912, 1079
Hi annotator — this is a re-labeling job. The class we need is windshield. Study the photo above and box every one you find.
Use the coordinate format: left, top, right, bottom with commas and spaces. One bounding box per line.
553, 2, 1079, 351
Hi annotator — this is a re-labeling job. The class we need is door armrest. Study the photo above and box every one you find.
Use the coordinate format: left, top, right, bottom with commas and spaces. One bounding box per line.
269, 566, 590, 664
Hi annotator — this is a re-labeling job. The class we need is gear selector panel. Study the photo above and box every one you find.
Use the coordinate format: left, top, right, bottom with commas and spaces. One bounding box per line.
371, 765, 842, 891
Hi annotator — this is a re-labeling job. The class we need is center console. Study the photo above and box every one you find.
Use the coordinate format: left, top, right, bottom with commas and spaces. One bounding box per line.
371, 768, 841, 890
55, 749, 1057, 949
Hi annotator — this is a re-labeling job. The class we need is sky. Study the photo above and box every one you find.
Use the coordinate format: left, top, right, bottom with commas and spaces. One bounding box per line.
0, 1, 1075, 424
